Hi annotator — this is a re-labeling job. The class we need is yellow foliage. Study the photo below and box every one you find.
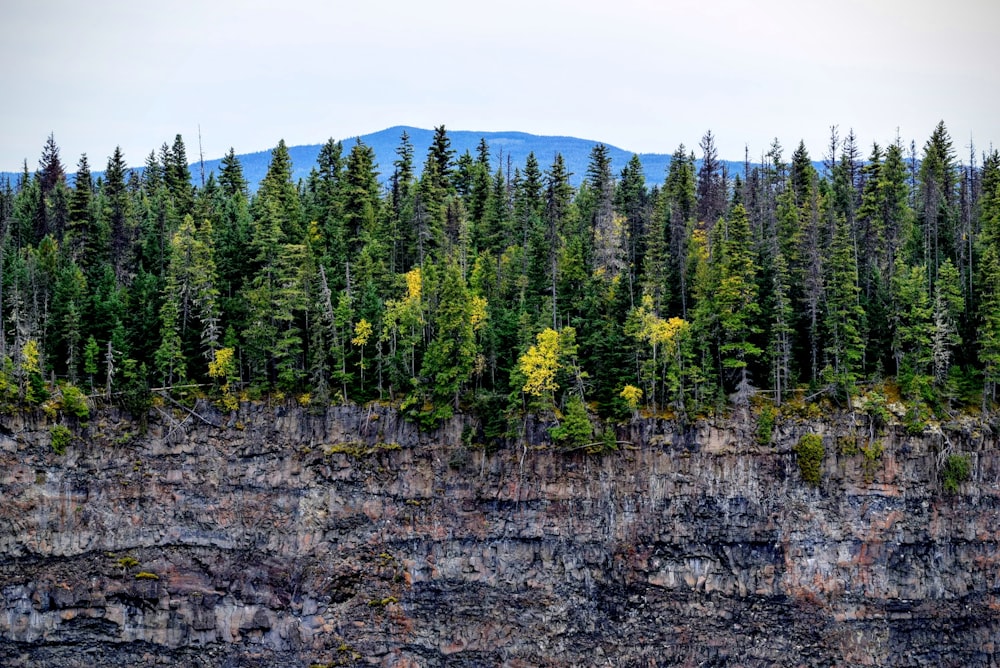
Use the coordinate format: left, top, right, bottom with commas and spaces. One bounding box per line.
207, 347, 235, 380
632, 295, 688, 350
352, 318, 373, 346
22, 339, 41, 375
470, 295, 488, 331
209, 348, 239, 411
519, 328, 562, 397
620, 384, 643, 410
404, 267, 422, 302
307, 220, 323, 246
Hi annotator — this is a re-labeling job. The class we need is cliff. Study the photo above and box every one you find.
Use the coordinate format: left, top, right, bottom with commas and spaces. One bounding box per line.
1, 402, 998, 667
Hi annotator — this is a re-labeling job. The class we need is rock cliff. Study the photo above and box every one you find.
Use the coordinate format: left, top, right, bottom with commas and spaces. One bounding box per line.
1, 402, 998, 667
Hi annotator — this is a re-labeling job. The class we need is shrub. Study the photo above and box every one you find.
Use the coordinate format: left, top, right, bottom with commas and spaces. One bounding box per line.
860, 439, 884, 483
61, 383, 90, 419
793, 433, 824, 487
756, 404, 777, 445
50, 424, 72, 455
941, 453, 971, 494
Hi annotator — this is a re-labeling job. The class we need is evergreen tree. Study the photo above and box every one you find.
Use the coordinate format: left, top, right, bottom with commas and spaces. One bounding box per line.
585, 144, 621, 278
931, 257, 963, 390
715, 204, 762, 401
253, 139, 303, 243
218, 147, 248, 198
387, 132, 415, 272
410, 258, 478, 424
164, 134, 194, 216
977, 180, 1000, 407
917, 121, 958, 279
103, 146, 134, 283
696, 130, 725, 225
823, 215, 865, 399
892, 258, 933, 395
341, 139, 381, 255
615, 153, 648, 305
67, 154, 98, 266
543, 153, 573, 327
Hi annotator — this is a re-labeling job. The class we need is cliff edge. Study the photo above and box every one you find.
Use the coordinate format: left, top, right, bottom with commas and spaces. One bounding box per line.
1, 402, 998, 666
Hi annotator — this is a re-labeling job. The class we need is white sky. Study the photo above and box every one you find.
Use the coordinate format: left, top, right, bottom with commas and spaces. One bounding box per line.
2, 0, 999, 172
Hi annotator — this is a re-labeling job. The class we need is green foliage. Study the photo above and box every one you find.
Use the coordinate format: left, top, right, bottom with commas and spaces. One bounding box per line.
793, 433, 825, 487
5, 124, 1000, 428
549, 395, 592, 449
860, 439, 884, 483
59, 383, 90, 419
50, 424, 72, 455
941, 453, 971, 494
903, 401, 932, 435
755, 403, 777, 445
861, 391, 890, 434
118, 359, 152, 427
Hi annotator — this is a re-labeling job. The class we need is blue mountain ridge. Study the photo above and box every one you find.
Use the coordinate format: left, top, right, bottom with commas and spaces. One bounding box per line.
4, 126, 803, 191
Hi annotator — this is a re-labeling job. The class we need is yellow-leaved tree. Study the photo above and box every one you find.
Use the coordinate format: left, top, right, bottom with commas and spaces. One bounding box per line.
208, 347, 239, 411
517, 326, 581, 408
627, 294, 690, 414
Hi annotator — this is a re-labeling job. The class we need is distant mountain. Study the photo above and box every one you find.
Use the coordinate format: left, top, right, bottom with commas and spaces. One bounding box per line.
204, 126, 692, 190
3, 126, 763, 191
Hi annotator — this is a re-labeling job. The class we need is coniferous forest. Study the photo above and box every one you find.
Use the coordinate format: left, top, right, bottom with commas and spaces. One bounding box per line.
3, 123, 1000, 444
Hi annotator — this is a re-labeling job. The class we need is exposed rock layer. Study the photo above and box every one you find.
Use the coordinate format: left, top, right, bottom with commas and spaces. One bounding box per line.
1, 403, 998, 666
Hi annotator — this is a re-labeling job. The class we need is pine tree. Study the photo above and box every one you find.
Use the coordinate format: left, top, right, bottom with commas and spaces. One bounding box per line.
427, 125, 455, 191
103, 146, 134, 283
37, 133, 66, 196
253, 139, 303, 243
341, 139, 381, 255
164, 134, 194, 216
977, 180, 1000, 407
931, 257, 963, 389
411, 258, 478, 424
892, 258, 933, 394
543, 153, 573, 327
917, 121, 957, 279
696, 130, 725, 225
585, 144, 621, 278
67, 154, 98, 266
823, 215, 865, 400
615, 153, 648, 305
715, 204, 762, 401
218, 147, 248, 198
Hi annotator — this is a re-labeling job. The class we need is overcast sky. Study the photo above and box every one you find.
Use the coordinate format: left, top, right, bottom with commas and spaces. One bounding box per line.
2, 0, 998, 172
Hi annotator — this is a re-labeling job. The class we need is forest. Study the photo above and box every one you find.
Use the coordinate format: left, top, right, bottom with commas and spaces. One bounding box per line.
1, 123, 999, 446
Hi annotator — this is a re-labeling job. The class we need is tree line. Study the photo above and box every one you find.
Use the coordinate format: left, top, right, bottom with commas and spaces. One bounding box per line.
2, 123, 999, 442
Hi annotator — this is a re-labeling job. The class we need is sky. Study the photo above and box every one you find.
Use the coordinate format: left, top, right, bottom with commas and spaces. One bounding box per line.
2, 0, 999, 172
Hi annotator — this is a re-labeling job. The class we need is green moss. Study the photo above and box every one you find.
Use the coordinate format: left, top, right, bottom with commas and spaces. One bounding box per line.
326, 441, 402, 458
135, 571, 159, 580
793, 433, 825, 487
367, 596, 398, 607
115, 555, 139, 570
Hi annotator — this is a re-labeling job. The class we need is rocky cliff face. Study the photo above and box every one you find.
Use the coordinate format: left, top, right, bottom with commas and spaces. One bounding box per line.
1, 402, 998, 667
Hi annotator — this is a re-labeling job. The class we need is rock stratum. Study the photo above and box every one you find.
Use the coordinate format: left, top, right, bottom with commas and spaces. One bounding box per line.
1, 402, 998, 667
